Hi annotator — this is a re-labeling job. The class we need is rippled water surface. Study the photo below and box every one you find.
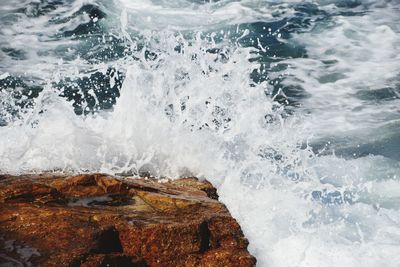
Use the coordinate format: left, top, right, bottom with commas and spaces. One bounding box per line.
1, 0, 400, 266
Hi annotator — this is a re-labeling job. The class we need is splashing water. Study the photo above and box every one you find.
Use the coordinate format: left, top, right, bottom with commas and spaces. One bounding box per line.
1, 0, 400, 266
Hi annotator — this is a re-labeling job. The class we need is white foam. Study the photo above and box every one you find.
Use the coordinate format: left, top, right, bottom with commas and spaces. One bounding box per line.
282, 2, 400, 136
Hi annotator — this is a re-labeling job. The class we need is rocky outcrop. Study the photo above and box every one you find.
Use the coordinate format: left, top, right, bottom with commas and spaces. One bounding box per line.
0, 173, 256, 267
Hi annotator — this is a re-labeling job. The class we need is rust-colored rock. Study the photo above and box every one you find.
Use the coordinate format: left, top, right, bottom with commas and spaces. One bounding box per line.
0, 173, 256, 267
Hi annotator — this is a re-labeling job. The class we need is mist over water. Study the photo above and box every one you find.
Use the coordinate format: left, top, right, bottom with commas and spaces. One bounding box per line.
1, 0, 400, 266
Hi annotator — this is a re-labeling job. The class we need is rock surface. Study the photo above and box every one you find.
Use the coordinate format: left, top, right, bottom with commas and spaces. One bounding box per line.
0, 173, 256, 267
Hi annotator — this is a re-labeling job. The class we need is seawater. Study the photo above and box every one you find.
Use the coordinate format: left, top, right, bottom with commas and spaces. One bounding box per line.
0, 0, 400, 266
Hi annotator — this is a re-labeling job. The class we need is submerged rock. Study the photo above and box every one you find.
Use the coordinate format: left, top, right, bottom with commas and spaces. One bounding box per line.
0, 173, 256, 267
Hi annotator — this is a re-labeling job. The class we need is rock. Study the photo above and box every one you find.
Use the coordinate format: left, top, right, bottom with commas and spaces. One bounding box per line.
0, 173, 256, 267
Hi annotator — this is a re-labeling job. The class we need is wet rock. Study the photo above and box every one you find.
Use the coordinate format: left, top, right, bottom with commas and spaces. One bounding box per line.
0, 174, 256, 267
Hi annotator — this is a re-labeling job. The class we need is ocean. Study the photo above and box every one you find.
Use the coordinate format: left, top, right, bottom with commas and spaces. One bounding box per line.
0, 0, 400, 265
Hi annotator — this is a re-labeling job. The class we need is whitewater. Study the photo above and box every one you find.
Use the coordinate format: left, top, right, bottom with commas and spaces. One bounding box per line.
1, 0, 400, 266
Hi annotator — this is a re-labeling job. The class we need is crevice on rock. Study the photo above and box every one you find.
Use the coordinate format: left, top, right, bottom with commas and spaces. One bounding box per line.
199, 221, 211, 253
201, 187, 219, 200
91, 227, 123, 254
